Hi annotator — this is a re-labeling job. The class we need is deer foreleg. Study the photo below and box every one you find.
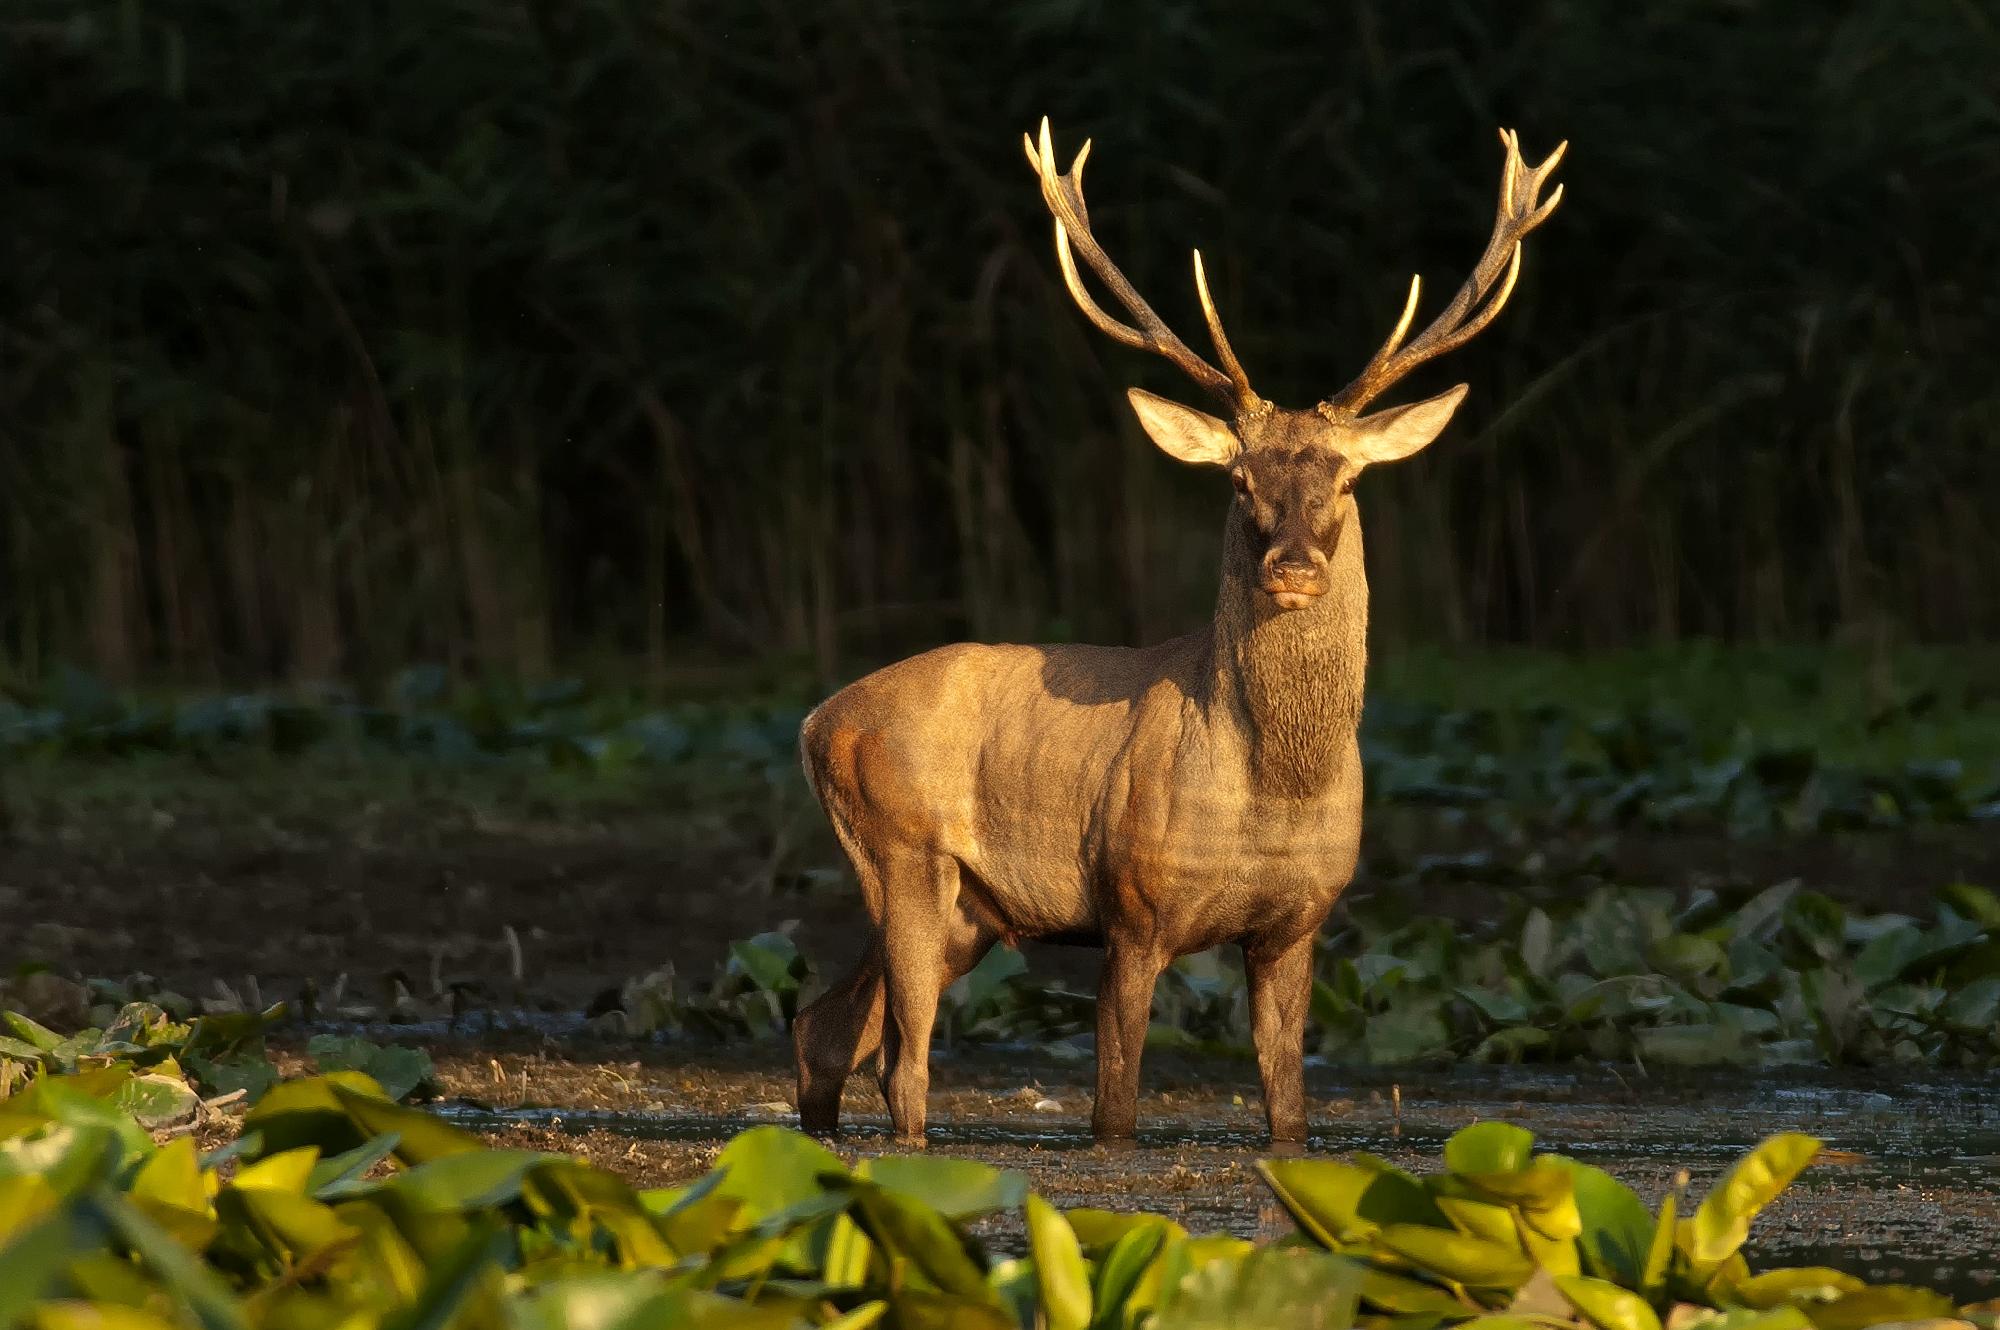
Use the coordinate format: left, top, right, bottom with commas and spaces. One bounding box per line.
1246, 931, 1316, 1143
1091, 941, 1163, 1139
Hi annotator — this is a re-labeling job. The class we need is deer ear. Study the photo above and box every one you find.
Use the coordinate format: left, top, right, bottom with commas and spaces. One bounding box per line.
1127, 388, 1241, 467
1347, 384, 1469, 465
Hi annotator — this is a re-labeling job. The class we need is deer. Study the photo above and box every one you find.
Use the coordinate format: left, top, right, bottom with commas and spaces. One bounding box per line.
792, 118, 1564, 1145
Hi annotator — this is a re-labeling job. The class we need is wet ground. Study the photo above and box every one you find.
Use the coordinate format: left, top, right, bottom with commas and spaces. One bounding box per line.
411, 1038, 2000, 1300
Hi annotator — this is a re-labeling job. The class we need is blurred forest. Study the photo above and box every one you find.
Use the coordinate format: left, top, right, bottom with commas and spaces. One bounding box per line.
2, 0, 1996, 689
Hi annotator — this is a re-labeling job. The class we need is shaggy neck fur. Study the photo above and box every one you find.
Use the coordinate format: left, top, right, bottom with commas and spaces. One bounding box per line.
1206, 507, 1369, 798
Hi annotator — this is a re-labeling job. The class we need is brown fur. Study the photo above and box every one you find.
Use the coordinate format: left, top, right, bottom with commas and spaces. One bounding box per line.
792, 121, 1562, 1143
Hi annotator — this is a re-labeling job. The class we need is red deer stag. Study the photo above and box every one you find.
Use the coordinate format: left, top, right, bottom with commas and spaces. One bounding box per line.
793, 119, 1564, 1143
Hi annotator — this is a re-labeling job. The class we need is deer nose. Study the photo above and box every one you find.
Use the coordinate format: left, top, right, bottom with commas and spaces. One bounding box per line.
1260, 547, 1328, 609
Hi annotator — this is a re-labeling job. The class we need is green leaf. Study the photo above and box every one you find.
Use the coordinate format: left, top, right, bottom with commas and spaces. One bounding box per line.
381, 1218, 508, 1330
308, 1132, 403, 1199
1640, 1190, 1676, 1300
332, 1083, 483, 1166
838, 1177, 992, 1303
1444, 1122, 1534, 1174
1557, 1275, 1664, 1330
1551, 1158, 1653, 1286
1374, 1224, 1535, 1290
0, 1209, 87, 1325
1258, 1158, 1446, 1247
726, 934, 800, 995
93, 1189, 248, 1330
709, 1127, 846, 1226
1355, 1263, 1467, 1314
388, 1149, 551, 1211
307, 1036, 438, 1102
1153, 1246, 1362, 1330
128, 1135, 209, 1216
1803, 1285, 1957, 1330
1686, 1134, 1820, 1268
184, 1054, 279, 1105
1090, 1219, 1169, 1328
1732, 1267, 1866, 1309
2, 1013, 63, 1053
858, 1155, 1026, 1220
112, 1072, 200, 1130
1027, 1194, 1092, 1330
241, 1071, 389, 1158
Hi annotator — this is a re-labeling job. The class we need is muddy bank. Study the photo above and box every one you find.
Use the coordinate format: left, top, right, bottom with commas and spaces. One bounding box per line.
404, 1039, 2000, 1300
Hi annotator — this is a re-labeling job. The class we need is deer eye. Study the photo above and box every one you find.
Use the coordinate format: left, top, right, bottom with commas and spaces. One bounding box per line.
1230, 469, 1252, 498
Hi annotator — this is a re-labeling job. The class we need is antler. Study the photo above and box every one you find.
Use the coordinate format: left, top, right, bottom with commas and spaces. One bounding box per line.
1024, 118, 1263, 417
1321, 129, 1567, 418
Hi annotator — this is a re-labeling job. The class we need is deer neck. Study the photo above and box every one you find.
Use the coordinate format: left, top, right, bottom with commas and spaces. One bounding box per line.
1206, 510, 1368, 799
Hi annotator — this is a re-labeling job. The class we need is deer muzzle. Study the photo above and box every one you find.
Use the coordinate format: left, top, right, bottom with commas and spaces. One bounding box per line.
1259, 547, 1329, 611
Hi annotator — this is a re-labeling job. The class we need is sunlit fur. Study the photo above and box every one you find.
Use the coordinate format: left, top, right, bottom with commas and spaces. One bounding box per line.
791, 405, 1408, 1147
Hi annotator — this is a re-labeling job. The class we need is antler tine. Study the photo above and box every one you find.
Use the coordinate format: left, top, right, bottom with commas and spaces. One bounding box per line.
1323, 129, 1566, 417
1026, 118, 1261, 414
1193, 250, 1257, 407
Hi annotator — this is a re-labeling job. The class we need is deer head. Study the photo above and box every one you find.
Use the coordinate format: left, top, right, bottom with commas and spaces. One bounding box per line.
1025, 120, 1565, 611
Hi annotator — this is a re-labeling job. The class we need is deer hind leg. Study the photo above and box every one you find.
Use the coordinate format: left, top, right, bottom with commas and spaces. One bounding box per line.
794, 935, 886, 1136
878, 852, 993, 1145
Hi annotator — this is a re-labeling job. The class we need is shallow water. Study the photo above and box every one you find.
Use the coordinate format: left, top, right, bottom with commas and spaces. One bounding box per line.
439, 1066, 2000, 1299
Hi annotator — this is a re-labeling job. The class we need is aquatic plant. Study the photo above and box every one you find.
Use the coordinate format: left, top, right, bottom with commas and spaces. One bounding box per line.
2, 1034, 1992, 1329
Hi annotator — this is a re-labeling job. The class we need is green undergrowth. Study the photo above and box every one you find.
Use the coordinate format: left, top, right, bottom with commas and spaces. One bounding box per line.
3, 1021, 1995, 1329
609, 882, 2000, 1070
0, 1003, 437, 1123
4, 650, 1997, 841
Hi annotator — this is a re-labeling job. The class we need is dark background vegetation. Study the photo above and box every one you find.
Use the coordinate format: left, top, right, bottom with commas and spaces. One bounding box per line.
3, 0, 1998, 690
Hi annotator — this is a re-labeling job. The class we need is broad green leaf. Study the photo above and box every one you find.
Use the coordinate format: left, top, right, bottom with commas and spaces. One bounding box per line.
380, 1217, 507, 1330
838, 1177, 992, 1303
1435, 1194, 1518, 1246
233, 1145, 321, 1194
1444, 1122, 1535, 1175
709, 1127, 846, 1226
1355, 1263, 1466, 1314
93, 1190, 248, 1330
1641, 1191, 1677, 1299
224, 1185, 359, 1264
1, 1014, 63, 1054
1557, 1274, 1664, 1330
1686, 1134, 1820, 1267
506, 1272, 678, 1330
109, 1072, 199, 1128
1259, 1158, 1446, 1247
1732, 1268, 1865, 1309
1067, 1207, 1184, 1255
1374, 1223, 1535, 1290
859, 1155, 1026, 1219
308, 1036, 438, 1103
308, 1132, 403, 1199
1153, 1246, 1362, 1330
1802, 1285, 1957, 1330
33, 1302, 185, 1330
388, 1149, 551, 1211
241, 1071, 388, 1158
332, 1084, 482, 1166
883, 1290, 1014, 1330
0, 1209, 83, 1325
0, 1123, 129, 1198
821, 1212, 875, 1290
1027, 1194, 1092, 1330
1551, 1158, 1653, 1286
1090, 1219, 1169, 1328
819, 1302, 891, 1330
